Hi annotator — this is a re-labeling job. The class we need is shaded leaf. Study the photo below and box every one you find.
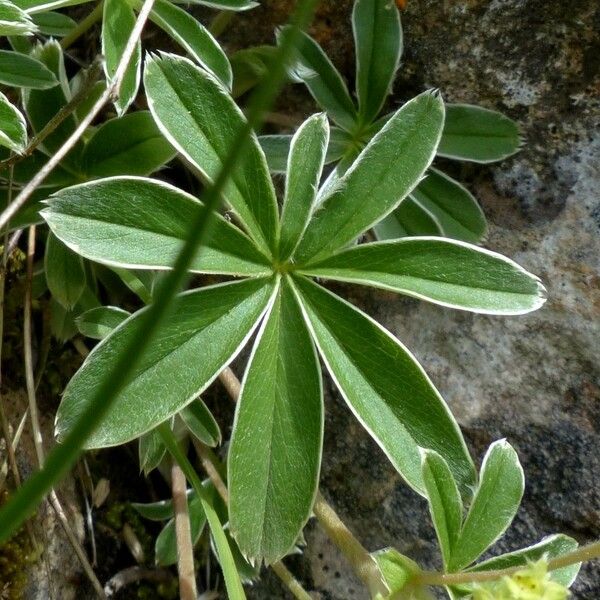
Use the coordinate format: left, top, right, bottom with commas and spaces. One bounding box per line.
353, 0, 402, 124
45, 232, 85, 310
439, 104, 521, 163
410, 169, 486, 243
180, 398, 221, 447
75, 306, 130, 340
139, 427, 167, 475
31, 10, 75, 36
82, 112, 176, 177
374, 197, 442, 239
0, 48, 57, 88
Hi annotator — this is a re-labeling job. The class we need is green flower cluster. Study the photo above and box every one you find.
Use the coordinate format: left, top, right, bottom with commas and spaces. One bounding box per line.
472, 561, 569, 600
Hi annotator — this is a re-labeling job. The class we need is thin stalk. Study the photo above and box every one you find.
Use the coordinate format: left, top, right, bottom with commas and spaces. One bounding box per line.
23, 226, 106, 599
0, 0, 156, 234
414, 540, 600, 588
271, 562, 314, 600
0, 59, 103, 173
171, 461, 198, 600
60, 1, 104, 50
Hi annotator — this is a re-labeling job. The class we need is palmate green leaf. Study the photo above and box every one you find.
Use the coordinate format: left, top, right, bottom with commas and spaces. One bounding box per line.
144, 53, 279, 255
0, 49, 57, 88
55, 277, 275, 448
292, 276, 475, 495
0, 92, 27, 154
279, 113, 329, 260
31, 10, 75, 36
353, 0, 402, 125
42, 177, 271, 277
278, 26, 358, 132
75, 306, 130, 340
294, 91, 445, 264
155, 493, 207, 566
102, 0, 140, 115
374, 197, 442, 239
81, 112, 176, 178
299, 238, 546, 315
466, 534, 580, 587
0, 0, 36, 35
448, 440, 525, 572
229, 278, 323, 565
421, 450, 463, 568
180, 398, 221, 447
45, 233, 86, 310
410, 169, 486, 243
139, 426, 167, 475
149, 0, 232, 89
439, 104, 521, 163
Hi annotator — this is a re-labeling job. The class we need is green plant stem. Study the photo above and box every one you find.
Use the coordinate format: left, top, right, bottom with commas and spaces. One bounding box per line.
414, 540, 600, 587
271, 562, 314, 600
0, 59, 103, 173
60, 1, 104, 50
0, 0, 318, 546
313, 492, 388, 598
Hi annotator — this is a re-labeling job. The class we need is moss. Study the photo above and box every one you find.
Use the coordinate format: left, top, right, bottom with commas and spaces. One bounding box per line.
0, 492, 38, 599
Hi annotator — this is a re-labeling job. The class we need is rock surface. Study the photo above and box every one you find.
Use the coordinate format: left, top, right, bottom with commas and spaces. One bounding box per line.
227, 0, 600, 598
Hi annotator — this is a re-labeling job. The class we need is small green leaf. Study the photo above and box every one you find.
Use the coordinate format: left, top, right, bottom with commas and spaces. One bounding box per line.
12, 0, 93, 13
279, 113, 329, 260
42, 176, 271, 277
294, 91, 445, 264
0, 48, 57, 88
421, 450, 463, 567
55, 278, 275, 448
45, 232, 86, 310
372, 548, 425, 599
300, 238, 546, 315
155, 493, 207, 566
448, 440, 525, 571
24, 41, 82, 171
353, 0, 402, 125
229, 278, 323, 565
82, 112, 176, 178
139, 426, 167, 475
374, 197, 442, 239
150, 0, 232, 89
31, 10, 76, 36
110, 267, 153, 304
0, 0, 36, 36
0, 92, 27, 154
410, 169, 486, 243
75, 306, 130, 340
132, 496, 182, 521
467, 534, 580, 587
180, 398, 221, 447
279, 26, 358, 131
102, 0, 140, 115
292, 276, 475, 495
439, 104, 521, 163
230, 45, 277, 98
144, 53, 278, 254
